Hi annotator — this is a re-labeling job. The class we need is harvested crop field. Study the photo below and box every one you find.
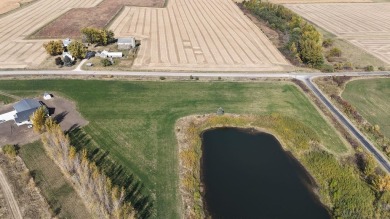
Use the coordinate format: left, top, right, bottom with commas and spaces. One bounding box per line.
0, 0, 35, 15
286, 3, 390, 65
268, 0, 372, 3
110, 0, 291, 71
0, 0, 102, 69
32, 0, 164, 39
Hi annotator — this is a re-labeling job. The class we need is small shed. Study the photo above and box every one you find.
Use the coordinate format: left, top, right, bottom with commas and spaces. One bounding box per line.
43, 92, 52, 100
63, 38, 71, 47
117, 37, 136, 50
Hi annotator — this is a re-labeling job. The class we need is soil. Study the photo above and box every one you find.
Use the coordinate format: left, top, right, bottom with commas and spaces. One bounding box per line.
32, 0, 165, 39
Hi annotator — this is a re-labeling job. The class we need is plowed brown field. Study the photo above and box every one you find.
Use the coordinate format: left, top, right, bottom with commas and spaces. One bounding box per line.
110, 0, 291, 71
287, 3, 390, 65
32, 0, 164, 39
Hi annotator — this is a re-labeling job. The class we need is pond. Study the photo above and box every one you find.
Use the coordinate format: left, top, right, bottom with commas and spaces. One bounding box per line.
201, 128, 330, 219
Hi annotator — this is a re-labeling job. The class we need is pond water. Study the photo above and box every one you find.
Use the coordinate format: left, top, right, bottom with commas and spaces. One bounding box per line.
201, 128, 330, 219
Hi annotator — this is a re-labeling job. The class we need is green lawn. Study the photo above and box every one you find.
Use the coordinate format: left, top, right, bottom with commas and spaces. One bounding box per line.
0, 94, 14, 104
342, 78, 390, 138
0, 79, 347, 218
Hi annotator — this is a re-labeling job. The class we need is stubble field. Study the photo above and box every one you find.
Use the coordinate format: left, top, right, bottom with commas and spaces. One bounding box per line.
0, 0, 101, 69
109, 0, 291, 71
0, 0, 35, 15
286, 3, 390, 66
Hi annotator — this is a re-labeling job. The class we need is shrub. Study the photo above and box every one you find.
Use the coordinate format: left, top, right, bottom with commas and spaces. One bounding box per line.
159, 76, 166, 80
2, 144, 17, 158
195, 77, 199, 80
55, 57, 63, 66
320, 64, 335, 72
328, 47, 342, 57
323, 38, 334, 48
378, 66, 386, 71
190, 75, 194, 80
343, 62, 353, 70
43, 40, 63, 56
365, 65, 374, 72
101, 59, 112, 67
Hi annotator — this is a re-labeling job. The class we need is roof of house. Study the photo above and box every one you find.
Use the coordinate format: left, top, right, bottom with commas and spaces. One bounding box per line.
13, 99, 42, 123
117, 37, 135, 44
13, 99, 41, 113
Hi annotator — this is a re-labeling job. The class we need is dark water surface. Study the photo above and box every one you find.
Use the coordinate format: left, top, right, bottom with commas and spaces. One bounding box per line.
201, 128, 330, 219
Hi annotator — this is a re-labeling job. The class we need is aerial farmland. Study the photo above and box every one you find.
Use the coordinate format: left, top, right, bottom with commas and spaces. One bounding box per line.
110, 0, 291, 71
287, 3, 390, 65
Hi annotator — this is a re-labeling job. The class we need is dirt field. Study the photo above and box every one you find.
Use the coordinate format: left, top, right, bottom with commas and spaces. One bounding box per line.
286, 3, 390, 65
0, 0, 102, 69
32, 0, 164, 39
109, 0, 291, 71
0, 0, 35, 15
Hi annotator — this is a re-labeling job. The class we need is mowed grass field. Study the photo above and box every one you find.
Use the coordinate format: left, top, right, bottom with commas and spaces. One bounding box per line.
0, 79, 347, 218
342, 78, 390, 138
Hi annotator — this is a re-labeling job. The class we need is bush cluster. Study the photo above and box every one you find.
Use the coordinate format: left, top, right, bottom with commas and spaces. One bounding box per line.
81, 27, 115, 46
243, 0, 324, 67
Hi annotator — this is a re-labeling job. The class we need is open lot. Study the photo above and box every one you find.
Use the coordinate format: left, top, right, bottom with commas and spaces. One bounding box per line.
342, 78, 390, 139
109, 0, 291, 71
0, 79, 347, 218
0, 0, 101, 69
286, 3, 390, 66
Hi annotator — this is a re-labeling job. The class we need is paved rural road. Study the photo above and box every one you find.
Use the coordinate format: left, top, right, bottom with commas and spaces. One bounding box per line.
0, 70, 390, 172
0, 168, 23, 219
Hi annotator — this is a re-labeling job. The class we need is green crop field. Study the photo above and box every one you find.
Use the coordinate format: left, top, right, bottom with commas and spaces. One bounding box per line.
0, 79, 348, 218
342, 78, 390, 138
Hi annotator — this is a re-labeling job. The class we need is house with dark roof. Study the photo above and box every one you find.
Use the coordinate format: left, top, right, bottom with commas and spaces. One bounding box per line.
13, 99, 46, 126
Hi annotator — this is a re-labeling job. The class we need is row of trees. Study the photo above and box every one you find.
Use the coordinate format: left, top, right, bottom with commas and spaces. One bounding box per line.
43, 40, 86, 59
81, 27, 115, 46
243, 0, 324, 67
31, 109, 136, 218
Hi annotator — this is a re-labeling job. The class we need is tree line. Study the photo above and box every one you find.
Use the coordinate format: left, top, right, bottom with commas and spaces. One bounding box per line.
31, 108, 136, 218
243, 0, 324, 68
